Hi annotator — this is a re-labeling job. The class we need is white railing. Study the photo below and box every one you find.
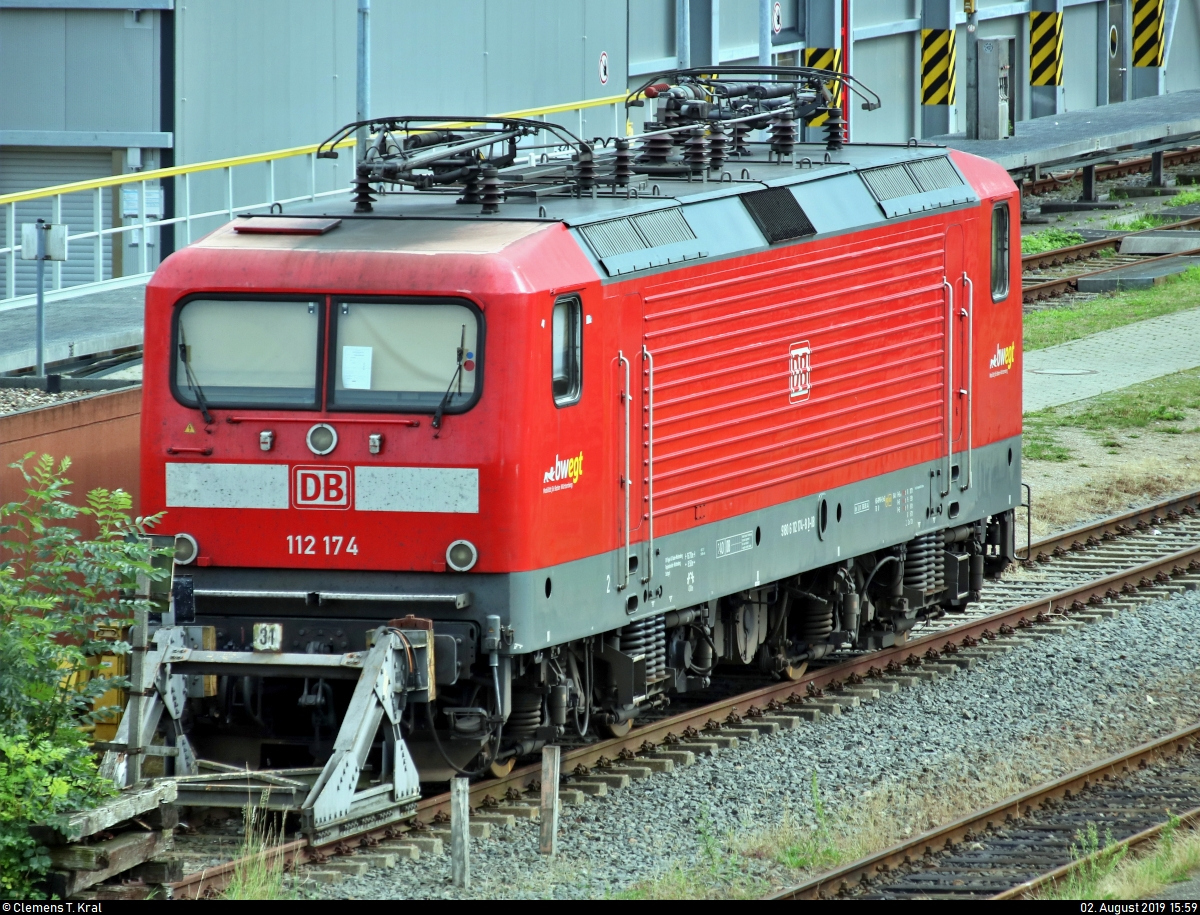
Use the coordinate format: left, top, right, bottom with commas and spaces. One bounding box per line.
0, 93, 629, 310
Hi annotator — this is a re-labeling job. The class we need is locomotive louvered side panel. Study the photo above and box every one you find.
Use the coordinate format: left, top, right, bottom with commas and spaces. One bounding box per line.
643, 228, 947, 520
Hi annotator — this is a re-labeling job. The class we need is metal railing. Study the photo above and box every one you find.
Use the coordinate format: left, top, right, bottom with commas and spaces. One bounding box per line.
0, 92, 628, 308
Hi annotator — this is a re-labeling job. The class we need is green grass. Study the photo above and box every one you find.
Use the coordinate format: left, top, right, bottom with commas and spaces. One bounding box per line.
1107, 213, 1173, 231
221, 795, 293, 900
1040, 816, 1200, 900
1041, 823, 1127, 899
1023, 368, 1200, 463
1024, 265, 1200, 351
1166, 189, 1200, 208
613, 808, 770, 900
1021, 228, 1086, 256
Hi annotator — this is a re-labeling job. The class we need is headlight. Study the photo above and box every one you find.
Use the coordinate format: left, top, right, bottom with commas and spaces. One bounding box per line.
306, 423, 338, 455
446, 539, 478, 572
174, 533, 199, 565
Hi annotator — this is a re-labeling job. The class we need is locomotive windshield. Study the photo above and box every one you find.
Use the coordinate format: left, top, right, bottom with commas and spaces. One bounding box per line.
174, 298, 320, 408
330, 300, 479, 411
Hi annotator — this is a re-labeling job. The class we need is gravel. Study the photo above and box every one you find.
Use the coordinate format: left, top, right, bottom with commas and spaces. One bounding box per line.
0, 387, 85, 417
298, 589, 1200, 900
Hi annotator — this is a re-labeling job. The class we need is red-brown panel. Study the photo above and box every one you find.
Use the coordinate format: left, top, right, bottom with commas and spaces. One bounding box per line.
0, 389, 142, 538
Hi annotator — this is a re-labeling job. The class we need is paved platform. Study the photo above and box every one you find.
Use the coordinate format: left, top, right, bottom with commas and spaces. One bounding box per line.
1024, 306, 1200, 413
0, 282, 146, 374
933, 89, 1200, 172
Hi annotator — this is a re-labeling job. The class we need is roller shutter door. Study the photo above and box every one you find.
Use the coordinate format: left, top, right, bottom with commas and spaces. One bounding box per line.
0, 147, 114, 297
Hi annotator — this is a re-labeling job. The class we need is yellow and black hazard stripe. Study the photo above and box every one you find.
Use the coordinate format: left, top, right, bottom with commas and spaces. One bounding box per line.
1029, 11, 1064, 87
920, 28, 956, 105
803, 47, 843, 125
1133, 0, 1165, 67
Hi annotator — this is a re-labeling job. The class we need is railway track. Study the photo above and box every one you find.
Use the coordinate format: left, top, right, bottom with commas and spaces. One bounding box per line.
166, 488, 1200, 898
1021, 215, 1200, 303
769, 723, 1200, 900
1021, 147, 1200, 198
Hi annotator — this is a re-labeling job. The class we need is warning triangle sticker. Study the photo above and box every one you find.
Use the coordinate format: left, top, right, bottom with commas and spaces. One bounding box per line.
184, 423, 196, 434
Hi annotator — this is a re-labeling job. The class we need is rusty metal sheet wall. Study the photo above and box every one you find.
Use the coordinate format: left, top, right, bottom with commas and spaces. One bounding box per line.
0, 388, 142, 534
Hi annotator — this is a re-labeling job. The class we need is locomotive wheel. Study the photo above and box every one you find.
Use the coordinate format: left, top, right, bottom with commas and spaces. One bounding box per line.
783, 660, 808, 681
488, 757, 516, 778
601, 718, 632, 738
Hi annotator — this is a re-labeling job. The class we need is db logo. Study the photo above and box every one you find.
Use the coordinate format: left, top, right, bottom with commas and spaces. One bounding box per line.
789, 341, 811, 402
292, 465, 352, 509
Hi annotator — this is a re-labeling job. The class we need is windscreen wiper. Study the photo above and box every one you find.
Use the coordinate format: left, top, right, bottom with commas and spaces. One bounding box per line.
178, 330, 214, 425
432, 325, 467, 433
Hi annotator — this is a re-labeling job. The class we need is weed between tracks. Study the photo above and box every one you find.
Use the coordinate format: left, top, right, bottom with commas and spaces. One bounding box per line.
1024, 267, 1200, 351
1038, 815, 1200, 900
618, 750, 1099, 899
219, 794, 292, 900
1022, 229, 1086, 256
1106, 214, 1175, 232
1166, 190, 1200, 209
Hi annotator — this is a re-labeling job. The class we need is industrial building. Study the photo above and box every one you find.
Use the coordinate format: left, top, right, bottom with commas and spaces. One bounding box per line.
1, 0, 1198, 296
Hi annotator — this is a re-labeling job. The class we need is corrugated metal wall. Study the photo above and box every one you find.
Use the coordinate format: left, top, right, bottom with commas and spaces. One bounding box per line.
0, 149, 114, 296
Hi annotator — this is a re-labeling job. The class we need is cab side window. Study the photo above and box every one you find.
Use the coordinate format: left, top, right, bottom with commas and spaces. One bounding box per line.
991, 202, 1011, 301
552, 295, 582, 406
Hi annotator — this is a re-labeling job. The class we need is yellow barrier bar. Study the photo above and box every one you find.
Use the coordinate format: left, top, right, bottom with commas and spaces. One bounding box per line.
0, 138, 358, 208
0, 92, 630, 209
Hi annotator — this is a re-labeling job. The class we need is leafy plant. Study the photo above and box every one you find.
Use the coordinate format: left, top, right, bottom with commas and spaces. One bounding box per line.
1021, 228, 1085, 256
1043, 822, 1127, 899
1107, 214, 1171, 231
1165, 189, 1200, 208
0, 737, 115, 899
0, 454, 168, 899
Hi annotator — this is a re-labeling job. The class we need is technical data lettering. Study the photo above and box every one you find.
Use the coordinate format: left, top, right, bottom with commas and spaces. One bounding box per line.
874, 487, 918, 527
287, 534, 359, 556
663, 553, 684, 577
780, 514, 816, 537
716, 530, 755, 558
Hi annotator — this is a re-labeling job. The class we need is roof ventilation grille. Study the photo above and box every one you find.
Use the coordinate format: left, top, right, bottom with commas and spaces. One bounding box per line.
631, 208, 696, 247
579, 207, 698, 261
906, 156, 965, 193
741, 187, 817, 243
580, 218, 647, 259
861, 164, 920, 201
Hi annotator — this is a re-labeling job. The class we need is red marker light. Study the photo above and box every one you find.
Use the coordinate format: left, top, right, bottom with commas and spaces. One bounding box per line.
464, 359, 476, 371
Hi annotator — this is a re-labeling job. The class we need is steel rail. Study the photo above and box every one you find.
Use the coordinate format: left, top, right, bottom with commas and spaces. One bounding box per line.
1020, 215, 1200, 303
405, 533, 1200, 824
1023, 243, 1200, 301
1023, 489, 1200, 561
1020, 215, 1200, 271
768, 722, 1200, 900
1021, 147, 1200, 198
169, 487, 1200, 898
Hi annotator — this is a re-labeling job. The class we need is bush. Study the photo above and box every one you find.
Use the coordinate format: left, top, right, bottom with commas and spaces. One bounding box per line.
0, 454, 167, 898
0, 737, 114, 899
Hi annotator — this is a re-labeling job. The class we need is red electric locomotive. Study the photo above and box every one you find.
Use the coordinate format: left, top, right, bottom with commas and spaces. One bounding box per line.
142, 69, 1021, 780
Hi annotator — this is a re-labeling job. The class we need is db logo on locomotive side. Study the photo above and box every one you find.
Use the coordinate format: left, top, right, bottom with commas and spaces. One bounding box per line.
292, 465, 352, 509
789, 341, 812, 402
